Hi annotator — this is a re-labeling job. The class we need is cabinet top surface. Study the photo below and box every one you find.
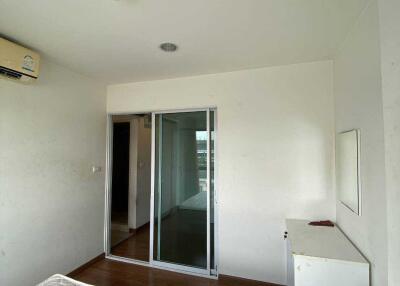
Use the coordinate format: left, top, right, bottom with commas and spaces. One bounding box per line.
286, 219, 368, 264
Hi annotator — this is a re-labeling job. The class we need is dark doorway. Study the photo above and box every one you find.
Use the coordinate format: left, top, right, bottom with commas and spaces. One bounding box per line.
110, 115, 152, 262
111, 122, 130, 238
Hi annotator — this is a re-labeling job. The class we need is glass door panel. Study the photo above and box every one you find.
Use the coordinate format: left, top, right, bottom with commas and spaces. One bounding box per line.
153, 111, 208, 270
210, 110, 215, 271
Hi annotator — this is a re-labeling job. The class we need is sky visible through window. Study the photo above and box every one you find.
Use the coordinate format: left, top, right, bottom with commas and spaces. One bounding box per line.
196, 131, 207, 141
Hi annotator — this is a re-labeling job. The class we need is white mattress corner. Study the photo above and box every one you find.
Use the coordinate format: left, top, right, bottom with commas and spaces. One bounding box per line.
36, 274, 93, 286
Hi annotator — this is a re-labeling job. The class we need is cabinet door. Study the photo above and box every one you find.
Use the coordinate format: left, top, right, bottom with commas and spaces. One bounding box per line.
293, 256, 369, 286
286, 239, 294, 286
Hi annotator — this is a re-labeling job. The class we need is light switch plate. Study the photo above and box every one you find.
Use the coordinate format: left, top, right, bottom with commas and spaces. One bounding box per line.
91, 166, 102, 173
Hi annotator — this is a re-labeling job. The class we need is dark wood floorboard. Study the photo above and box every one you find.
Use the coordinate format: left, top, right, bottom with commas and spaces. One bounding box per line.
110, 210, 208, 267
157, 209, 207, 268
69, 259, 282, 286
111, 224, 150, 261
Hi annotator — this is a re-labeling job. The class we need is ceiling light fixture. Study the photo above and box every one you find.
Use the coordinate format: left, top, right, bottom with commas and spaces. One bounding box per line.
160, 42, 178, 52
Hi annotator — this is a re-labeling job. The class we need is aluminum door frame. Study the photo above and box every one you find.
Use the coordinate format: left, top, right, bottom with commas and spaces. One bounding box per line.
104, 108, 218, 278
149, 108, 211, 276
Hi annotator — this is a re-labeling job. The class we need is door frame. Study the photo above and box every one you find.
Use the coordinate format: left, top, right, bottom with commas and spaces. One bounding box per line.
104, 113, 153, 266
104, 108, 218, 278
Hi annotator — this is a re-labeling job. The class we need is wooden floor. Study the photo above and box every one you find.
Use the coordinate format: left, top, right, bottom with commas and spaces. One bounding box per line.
70, 258, 281, 286
111, 224, 150, 261
110, 210, 208, 267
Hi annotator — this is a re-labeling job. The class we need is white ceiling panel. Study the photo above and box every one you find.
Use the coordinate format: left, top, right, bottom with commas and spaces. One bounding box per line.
0, 0, 368, 83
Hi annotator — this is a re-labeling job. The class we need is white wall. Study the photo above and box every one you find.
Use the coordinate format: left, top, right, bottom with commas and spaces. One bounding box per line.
378, 0, 400, 285
333, 1, 388, 285
0, 59, 106, 286
107, 61, 335, 284
129, 117, 137, 229
115, 115, 151, 230
135, 116, 151, 228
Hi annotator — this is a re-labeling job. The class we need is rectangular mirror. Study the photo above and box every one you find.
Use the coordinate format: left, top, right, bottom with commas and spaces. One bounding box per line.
336, 129, 361, 215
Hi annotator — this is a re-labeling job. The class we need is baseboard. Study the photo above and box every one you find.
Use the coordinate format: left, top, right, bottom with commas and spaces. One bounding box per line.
67, 253, 105, 277
219, 274, 285, 286
129, 221, 150, 234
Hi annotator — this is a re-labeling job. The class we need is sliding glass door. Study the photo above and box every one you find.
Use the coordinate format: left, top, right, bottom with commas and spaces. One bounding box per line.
150, 109, 215, 274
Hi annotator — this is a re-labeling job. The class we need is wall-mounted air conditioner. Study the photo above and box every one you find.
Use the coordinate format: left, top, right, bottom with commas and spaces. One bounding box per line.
0, 37, 40, 83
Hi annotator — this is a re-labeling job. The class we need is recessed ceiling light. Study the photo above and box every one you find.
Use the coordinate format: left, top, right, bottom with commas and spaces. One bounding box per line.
160, 42, 178, 52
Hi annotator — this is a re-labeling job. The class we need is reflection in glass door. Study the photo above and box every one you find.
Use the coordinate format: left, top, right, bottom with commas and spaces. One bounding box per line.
151, 109, 215, 274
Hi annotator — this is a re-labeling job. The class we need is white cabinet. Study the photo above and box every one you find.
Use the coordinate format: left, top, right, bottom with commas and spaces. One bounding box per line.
285, 219, 369, 286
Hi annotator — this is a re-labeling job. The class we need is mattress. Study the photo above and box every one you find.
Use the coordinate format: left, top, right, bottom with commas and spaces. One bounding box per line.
36, 274, 92, 286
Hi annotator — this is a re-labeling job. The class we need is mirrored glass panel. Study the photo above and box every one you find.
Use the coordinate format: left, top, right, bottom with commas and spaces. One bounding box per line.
154, 111, 208, 269
109, 114, 152, 262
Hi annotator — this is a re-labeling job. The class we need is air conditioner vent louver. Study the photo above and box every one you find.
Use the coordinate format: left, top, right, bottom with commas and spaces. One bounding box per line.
0, 66, 23, 79
0, 37, 40, 83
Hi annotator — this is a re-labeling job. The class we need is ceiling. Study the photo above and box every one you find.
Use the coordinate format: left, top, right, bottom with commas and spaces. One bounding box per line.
0, 0, 368, 84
